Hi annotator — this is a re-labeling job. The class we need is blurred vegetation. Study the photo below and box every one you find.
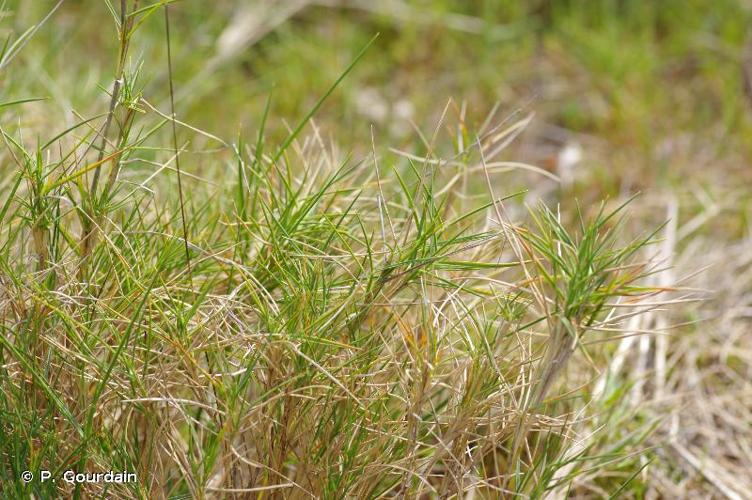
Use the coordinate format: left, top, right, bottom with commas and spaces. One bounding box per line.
7, 1, 751, 203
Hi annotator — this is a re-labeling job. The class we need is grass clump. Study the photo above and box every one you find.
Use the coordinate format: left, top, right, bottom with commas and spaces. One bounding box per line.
0, 2, 673, 498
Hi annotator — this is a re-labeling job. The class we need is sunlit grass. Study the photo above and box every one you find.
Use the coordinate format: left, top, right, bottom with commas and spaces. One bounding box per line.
1, 1, 749, 498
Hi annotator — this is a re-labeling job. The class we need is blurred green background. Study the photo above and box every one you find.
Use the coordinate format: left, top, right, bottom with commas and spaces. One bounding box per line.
5, 0, 752, 228
5, 2, 749, 141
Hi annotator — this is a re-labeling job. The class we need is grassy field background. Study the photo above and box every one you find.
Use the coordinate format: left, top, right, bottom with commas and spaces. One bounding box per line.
1, 1, 751, 498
